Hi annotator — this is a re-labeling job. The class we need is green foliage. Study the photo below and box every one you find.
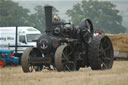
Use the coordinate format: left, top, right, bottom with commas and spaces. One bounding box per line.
66, 0, 126, 34
0, 0, 30, 26
0, 0, 59, 33
29, 5, 59, 33
29, 5, 45, 33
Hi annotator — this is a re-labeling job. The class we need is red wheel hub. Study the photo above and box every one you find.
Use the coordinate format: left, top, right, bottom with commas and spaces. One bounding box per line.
0, 60, 4, 67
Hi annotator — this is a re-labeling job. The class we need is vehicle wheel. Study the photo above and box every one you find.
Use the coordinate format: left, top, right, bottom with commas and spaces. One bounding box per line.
21, 47, 34, 73
55, 44, 76, 72
0, 59, 6, 67
88, 35, 114, 70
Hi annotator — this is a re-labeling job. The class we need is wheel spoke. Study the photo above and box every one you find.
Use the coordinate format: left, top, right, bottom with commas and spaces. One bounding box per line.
85, 20, 91, 30
102, 39, 106, 45
62, 53, 69, 61
62, 59, 75, 72
102, 62, 108, 69
104, 57, 111, 61
104, 45, 111, 51
101, 62, 107, 69
102, 38, 111, 50
65, 64, 71, 72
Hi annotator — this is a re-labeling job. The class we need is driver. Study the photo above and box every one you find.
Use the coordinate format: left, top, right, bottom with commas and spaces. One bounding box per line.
52, 15, 62, 34
53, 15, 60, 21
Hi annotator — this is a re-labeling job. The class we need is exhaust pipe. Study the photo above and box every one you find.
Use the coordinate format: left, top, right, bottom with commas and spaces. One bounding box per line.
44, 6, 53, 33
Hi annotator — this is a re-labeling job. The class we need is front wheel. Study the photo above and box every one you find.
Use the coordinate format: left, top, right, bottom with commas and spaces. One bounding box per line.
21, 47, 34, 73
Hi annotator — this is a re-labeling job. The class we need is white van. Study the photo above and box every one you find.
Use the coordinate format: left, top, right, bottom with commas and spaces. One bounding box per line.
0, 26, 41, 55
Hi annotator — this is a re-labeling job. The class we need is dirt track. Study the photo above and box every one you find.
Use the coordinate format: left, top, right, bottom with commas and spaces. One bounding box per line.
0, 61, 128, 85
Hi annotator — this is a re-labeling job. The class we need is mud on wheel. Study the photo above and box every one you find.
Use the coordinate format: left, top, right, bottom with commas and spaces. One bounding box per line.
21, 47, 34, 73
21, 47, 43, 73
55, 44, 76, 72
88, 35, 114, 70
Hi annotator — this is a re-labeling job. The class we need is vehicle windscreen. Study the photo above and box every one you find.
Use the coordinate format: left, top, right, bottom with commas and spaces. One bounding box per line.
26, 34, 41, 42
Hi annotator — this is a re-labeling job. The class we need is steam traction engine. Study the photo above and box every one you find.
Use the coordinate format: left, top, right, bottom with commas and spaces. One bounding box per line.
21, 6, 114, 72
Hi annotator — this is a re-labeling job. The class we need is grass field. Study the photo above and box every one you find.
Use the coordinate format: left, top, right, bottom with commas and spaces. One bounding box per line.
0, 61, 128, 85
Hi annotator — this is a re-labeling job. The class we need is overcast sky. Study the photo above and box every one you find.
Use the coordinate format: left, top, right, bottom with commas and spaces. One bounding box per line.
13, 0, 128, 1
12, 0, 128, 31
13, 0, 128, 21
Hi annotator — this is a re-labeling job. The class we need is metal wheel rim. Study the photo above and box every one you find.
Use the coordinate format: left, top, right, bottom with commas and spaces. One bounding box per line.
21, 47, 34, 73
99, 37, 113, 69
55, 44, 76, 72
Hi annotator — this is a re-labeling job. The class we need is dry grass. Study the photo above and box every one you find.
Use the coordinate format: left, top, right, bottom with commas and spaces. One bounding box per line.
0, 61, 128, 85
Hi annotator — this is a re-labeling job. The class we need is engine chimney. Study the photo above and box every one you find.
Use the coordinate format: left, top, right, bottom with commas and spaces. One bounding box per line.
44, 6, 53, 34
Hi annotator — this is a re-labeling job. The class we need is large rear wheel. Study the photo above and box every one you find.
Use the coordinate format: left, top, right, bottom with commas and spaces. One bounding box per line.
88, 35, 114, 70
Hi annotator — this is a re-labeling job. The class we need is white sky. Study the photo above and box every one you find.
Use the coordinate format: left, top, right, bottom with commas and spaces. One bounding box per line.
13, 0, 81, 1
12, 0, 128, 30
13, 0, 128, 19
13, 0, 128, 1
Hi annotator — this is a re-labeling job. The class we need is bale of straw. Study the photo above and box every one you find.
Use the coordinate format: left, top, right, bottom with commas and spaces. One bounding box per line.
106, 33, 128, 52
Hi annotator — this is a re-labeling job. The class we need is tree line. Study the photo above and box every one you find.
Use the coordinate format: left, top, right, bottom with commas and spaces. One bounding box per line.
0, 0, 126, 34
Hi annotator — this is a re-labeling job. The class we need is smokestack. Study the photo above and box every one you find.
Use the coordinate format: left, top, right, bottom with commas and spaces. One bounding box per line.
44, 6, 53, 33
